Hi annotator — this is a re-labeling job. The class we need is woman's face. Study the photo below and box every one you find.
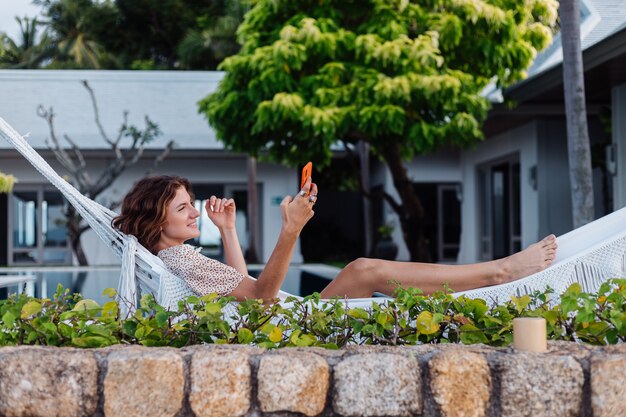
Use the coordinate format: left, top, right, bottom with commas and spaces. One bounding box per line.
160, 186, 201, 245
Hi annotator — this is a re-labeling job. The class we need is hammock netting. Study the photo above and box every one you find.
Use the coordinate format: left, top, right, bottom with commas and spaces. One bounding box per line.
2, 117, 625, 317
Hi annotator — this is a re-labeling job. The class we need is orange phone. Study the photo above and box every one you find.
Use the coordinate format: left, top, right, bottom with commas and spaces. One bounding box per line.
300, 162, 313, 194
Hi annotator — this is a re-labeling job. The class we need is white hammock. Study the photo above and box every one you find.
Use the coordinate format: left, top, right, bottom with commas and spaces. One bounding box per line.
1, 116, 625, 316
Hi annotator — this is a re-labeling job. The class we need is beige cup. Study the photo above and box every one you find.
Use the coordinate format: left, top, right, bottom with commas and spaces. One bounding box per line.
513, 317, 547, 352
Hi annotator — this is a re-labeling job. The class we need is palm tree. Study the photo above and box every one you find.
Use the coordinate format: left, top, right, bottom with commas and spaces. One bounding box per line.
0, 17, 52, 69
39, 0, 112, 69
559, 0, 595, 227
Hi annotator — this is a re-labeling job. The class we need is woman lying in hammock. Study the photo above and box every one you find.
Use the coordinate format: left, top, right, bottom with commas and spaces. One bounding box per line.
113, 175, 557, 301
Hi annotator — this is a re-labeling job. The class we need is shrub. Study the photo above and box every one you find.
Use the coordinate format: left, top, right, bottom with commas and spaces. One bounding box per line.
1, 280, 625, 348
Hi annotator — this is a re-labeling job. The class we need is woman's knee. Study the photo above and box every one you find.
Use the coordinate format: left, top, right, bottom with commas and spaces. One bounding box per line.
345, 258, 383, 279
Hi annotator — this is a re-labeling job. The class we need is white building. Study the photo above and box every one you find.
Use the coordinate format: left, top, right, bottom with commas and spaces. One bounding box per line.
0, 70, 300, 266
380, 0, 626, 263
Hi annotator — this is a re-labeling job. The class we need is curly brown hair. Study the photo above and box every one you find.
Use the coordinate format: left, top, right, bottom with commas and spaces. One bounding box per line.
112, 176, 194, 254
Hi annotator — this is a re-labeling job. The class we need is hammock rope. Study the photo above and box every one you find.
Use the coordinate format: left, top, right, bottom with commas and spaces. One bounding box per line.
2, 116, 625, 316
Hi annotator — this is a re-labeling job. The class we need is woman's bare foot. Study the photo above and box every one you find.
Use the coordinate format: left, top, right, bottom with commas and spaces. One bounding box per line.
497, 235, 558, 284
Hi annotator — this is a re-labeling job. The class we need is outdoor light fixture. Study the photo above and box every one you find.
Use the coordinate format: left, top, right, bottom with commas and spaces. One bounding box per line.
606, 144, 617, 176
528, 165, 538, 191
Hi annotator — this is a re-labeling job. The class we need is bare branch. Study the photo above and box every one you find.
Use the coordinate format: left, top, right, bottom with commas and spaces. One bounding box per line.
114, 111, 129, 150
90, 157, 126, 198
82, 80, 115, 146
127, 143, 146, 166
40, 81, 175, 265
62, 134, 86, 169
44, 138, 78, 178
37, 105, 78, 174
62, 133, 92, 186
144, 140, 175, 176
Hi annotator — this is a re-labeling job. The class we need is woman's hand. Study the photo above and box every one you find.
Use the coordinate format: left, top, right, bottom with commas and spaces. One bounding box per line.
205, 196, 237, 230
280, 177, 318, 236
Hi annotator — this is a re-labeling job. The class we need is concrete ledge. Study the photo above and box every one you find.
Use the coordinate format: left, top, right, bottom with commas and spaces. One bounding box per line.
0, 342, 624, 417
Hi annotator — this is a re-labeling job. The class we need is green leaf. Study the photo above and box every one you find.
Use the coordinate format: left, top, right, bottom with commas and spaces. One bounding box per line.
60, 311, 78, 321
291, 332, 316, 347
2, 311, 16, 327
121, 320, 136, 338
102, 301, 118, 318
72, 299, 101, 313
102, 288, 117, 298
416, 311, 439, 335
21, 301, 42, 319
26, 330, 39, 343
237, 328, 254, 344
205, 302, 222, 315
135, 326, 146, 339
375, 312, 390, 325
459, 324, 489, 344
155, 311, 169, 327
347, 308, 369, 320
509, 295, 528, 313
71, 335, 112, 348
269, 327, 283, 343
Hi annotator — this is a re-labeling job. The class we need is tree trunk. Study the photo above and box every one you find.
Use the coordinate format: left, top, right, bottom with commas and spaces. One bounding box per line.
66, 205, 88, 266
246, 156, 260, 263
381, 141, 432, 262
358, 141, 373, 256
560, 0, 595, 228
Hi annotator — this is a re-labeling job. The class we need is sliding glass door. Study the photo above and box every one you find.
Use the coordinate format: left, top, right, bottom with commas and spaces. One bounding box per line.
478, 155, 521, 260
9, 186, 71, 265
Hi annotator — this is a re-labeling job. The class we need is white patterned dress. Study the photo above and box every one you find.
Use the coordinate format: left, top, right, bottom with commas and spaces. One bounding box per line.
157, 244, 245, 296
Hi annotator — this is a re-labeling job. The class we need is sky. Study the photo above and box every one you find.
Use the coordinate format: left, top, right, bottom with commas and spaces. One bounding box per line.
0, 0, 42, 40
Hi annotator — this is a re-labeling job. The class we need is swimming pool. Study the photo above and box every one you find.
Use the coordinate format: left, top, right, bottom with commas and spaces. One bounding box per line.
0, 265, 338, 304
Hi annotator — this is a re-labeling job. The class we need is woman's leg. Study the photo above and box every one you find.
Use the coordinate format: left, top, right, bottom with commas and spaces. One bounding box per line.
319, 235, 558, 298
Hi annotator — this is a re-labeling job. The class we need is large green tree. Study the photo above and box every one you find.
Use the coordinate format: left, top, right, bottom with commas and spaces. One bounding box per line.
200, 0, 558, 261
30, 0, 244, 69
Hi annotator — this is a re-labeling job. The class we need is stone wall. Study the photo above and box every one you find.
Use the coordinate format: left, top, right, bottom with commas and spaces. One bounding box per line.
0, 342, 624, 417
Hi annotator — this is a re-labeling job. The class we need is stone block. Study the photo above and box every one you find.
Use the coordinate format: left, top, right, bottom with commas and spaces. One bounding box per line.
601, 343, 626, 355
258, 352, 329, 416
591, 354, 626, 417
546, 340, 594, 360
496, 352, 583, 417
189, 349, 251, 417
103, 348, 184, 417
333, 353, 421, 417
429, 349, 491, 417
0, 347, 98, 417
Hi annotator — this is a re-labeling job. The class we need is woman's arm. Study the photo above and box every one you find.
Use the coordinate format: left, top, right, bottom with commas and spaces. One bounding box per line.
206, 197, 248, 276
229, 178, 318, 301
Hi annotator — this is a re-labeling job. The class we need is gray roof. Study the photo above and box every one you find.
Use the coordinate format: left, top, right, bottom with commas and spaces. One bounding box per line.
0, 70, 225, 150
526, 0, 626, 78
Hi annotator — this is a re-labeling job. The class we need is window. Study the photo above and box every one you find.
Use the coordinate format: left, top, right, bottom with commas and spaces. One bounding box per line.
187, 184, 262, 262
9, 186, 71, 265
437, 185, 462, 261
405, 183, 462, 263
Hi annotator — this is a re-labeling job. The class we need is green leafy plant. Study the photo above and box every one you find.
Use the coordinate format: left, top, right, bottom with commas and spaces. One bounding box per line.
0, 171, 17, 193
1, 280, 625, 349
200, 0, 558, 262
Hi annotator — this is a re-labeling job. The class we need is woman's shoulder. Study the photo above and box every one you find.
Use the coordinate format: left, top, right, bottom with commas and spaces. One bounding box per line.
157, 243, 200, 258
